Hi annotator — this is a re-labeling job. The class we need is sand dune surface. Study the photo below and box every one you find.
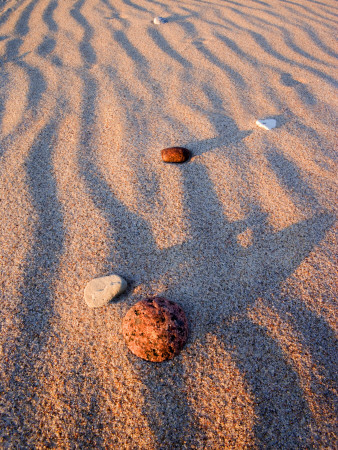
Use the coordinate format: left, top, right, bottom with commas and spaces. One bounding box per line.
0, 0, 337, 447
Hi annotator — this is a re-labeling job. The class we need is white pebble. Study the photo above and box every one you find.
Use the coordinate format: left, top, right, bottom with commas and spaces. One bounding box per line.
84, 274, 127, 308
153, 16, 168, 24
256, 118, 277, 130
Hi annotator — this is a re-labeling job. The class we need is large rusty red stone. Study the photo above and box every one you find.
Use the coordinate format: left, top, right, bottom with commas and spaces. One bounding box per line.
122, 297, 188, 362
161, 147, 191, 163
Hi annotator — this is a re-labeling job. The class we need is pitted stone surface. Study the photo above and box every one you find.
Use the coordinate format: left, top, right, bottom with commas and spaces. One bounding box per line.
122, 297, 188, 362
84, 274, 127, 308
161, 147, 191, 163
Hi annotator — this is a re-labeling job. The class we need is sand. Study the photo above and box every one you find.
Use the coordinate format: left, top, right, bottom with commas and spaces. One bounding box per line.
0, 0, 337, 447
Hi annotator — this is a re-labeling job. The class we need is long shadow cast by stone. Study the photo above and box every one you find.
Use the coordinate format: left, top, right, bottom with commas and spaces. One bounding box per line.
62, 354, 105, 448
185, 82, 252, 156
74, 2, 335, 444
77, 74, 334, 444
221, 317, 312, 447
76, 45, 337, 442
178, 160, 334, 447
4, 116, 65, 445
77, 65, 207, 445
72, 2, 196, 442
127, 351, 203, 448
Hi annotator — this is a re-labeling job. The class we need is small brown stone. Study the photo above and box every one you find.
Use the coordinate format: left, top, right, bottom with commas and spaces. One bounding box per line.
122, 297, 188, 362
161, 147, 191, 163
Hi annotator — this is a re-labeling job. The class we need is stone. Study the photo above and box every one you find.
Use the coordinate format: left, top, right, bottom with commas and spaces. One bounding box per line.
256, 118, 277, 130
153, 16, 168, 24
122, 297, 188, 362
161, 147, 191, 163
84, 274, 127, 308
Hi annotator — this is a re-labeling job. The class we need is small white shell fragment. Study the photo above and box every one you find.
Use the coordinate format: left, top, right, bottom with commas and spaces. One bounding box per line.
153, 16, 168, 24
256, 118, 277, 130
84, 274, 127, 308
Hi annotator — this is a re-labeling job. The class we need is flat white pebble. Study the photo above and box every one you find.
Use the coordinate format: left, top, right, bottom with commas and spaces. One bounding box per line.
84, 274, 127, 308
153, 16, 168, 24
256, 118, 277, 130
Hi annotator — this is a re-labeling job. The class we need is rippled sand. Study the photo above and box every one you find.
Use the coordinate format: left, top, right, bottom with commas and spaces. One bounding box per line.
0, 0, 337, 447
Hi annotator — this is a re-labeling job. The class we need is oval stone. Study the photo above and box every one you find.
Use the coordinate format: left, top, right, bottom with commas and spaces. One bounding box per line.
161, 147, 191, 163
84, 274, 127, 308
122, 297, 188, 362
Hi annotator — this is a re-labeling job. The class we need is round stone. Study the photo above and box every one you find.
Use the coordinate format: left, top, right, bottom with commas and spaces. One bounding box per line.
122, 297, 188, 362
161, 147, 191, 163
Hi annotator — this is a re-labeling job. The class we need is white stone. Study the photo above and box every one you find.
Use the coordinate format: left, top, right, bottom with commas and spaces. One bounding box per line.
84, 274, 127, 308
256, 118, 277, 130
153, 16, 168, 24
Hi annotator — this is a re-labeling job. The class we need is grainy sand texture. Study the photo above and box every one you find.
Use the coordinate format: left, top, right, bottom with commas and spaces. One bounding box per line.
0, 0, 337, 448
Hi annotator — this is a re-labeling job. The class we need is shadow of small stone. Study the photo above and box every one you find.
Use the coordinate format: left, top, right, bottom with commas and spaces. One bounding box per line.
187, 129, 252, 157
125, 350, 205, 448
221, 317, 312, 448
267, 113, 289, 128
77, 67, 206, 446
109, 275, 136, 305
75, 21, 335, 447
166, 13, 198, 34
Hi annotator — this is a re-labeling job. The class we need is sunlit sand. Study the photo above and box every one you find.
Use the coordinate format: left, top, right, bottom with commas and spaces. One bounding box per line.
0, 0, 337, 447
